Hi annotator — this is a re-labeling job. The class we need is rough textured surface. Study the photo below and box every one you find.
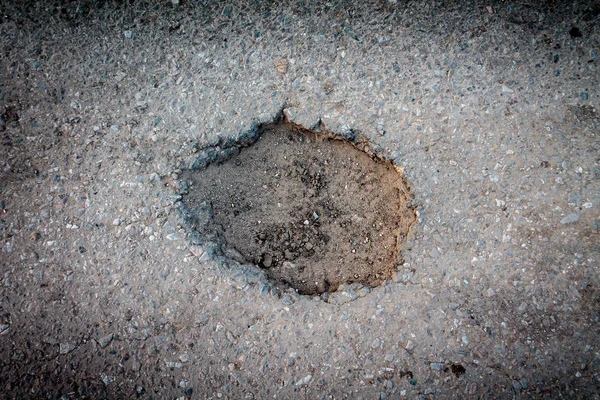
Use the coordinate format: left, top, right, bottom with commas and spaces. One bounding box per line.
180, 121, 415, 295
0, 0, 599, 398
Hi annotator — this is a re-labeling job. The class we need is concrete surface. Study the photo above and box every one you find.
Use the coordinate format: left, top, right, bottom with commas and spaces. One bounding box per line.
0, 0, 598, 398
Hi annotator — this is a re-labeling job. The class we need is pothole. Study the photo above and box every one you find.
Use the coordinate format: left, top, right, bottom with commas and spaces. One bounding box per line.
180, 120, 416, 296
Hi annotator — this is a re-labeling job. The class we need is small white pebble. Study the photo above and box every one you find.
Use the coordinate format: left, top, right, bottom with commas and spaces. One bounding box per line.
560, 214, 579, 225
296, 375, 312, 386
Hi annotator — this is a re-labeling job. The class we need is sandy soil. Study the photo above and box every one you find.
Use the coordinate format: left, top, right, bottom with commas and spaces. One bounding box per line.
181, 121, 415, 295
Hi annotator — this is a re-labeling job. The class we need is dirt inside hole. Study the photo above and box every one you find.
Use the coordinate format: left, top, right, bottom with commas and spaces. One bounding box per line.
181, 121, 416, 295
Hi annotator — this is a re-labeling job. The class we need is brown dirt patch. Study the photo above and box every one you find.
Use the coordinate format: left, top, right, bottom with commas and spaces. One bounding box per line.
181, 121, 416, 295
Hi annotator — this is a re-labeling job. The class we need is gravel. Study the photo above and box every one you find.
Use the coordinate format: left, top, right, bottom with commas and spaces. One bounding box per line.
0, 0, 599, 398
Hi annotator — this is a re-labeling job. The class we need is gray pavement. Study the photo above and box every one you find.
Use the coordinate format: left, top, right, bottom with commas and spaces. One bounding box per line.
0, 0, 598, 398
